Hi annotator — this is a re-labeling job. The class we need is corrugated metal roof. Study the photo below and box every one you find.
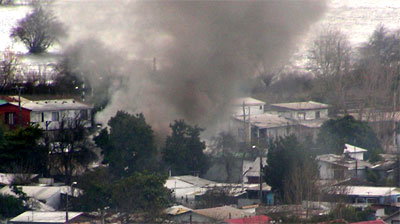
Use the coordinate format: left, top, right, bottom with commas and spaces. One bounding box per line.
10, 211, 82, 223
194, 206, 250, 220
10, 99, 92, 112
339, 186, 400, 197
234, 113, 292, 129
165, 205, 192, 215
232, 97, 266, 106
270, 101, 329, 110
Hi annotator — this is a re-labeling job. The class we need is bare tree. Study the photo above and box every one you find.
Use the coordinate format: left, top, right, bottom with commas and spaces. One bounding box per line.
10, 3, 65, 54
308, 29, 352, 112
48, 114, 97, 184
0, 48, 19, 91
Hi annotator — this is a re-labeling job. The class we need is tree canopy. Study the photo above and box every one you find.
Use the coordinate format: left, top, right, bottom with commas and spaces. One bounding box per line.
10, 3, 65, 54
316, 115, 382, 157
264, 135, 319, 204
94, 111, 157, 177
163, 120, 209, 176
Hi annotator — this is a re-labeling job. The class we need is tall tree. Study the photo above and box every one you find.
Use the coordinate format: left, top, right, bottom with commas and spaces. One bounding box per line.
48, 117, 97, 184
10, 3, 65, 54
163, 120, 209, 176
94, 111, 157, 177
264, 135, 319, 204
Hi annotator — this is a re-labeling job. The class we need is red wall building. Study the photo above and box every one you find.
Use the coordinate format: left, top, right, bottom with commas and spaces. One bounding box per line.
0, 102, 31, 129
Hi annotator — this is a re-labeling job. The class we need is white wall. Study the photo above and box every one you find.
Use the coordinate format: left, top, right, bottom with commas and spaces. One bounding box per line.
280, 109, 328, 121
233, 104, 264, 116
30, 109, 92, 130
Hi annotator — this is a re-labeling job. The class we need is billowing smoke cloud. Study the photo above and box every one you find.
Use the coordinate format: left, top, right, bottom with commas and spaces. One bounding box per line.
54, 0, 326, 137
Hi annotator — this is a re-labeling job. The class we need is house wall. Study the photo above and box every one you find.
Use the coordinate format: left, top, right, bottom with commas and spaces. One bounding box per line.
30, 109, 92, 130
0, 104, 30, 128
318, 161, 334, 180
233, 104, 264, 116
169, 212, 214, 223
279, 109, 328, 121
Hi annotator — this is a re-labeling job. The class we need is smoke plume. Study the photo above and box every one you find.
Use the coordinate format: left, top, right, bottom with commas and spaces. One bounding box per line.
54, 0, 326, 137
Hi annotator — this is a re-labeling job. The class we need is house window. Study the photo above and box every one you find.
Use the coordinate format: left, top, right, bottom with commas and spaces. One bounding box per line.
297, 112, 305, 120
5, 112, 14, 125
316, 111, 320, 119
80, 109, 88, 120
51, 112, 59, 121
41, 113, 44, 122
366, 198, 378, 204
397, 196, 400, 203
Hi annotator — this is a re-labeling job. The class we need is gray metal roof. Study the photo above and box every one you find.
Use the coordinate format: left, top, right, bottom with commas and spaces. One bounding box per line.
10, 211, 82, 223
10, 99, 92, 112
270, 101, 329, 110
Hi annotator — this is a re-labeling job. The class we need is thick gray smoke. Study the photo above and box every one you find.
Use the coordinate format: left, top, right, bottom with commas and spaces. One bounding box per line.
54, 0, 326, 137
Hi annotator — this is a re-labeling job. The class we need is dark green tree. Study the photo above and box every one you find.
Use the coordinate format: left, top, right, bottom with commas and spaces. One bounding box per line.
94, 111, 157, 177
111, 172, 170, 218
264, 135, 319, 204
73, 167, 113, 212
0, 194, 26, 219
316, 115, 382, 157
163, 120, 209, 176
10, 3, 66, 54
0, 125, 47, 174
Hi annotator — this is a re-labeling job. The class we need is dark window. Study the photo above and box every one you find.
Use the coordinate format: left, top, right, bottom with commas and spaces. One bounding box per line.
41, 113, 44, 122
51, 112, 59, 121
316, 111, 320, 119
5, 112, 14, 125
80, 110, 88, 120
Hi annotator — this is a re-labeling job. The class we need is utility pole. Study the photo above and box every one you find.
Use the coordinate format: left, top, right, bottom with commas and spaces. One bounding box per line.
259, 151, 263, 204
16, 85, 23, 127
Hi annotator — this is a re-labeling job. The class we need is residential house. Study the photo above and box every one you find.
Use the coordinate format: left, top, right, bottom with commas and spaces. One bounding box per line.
0, 100, 31, 128
165, 205, 213, 223
344, 144, 368, 161
242, 157, 267, 184
316, 154, 372, 180
232, 113, 294, 144
330, 186, 400, 205
193, 205, 251, 222
165, 175, 216, 207
8, 211, 89, 224
14, 99, 93, 131
0, 185, 79, 210
232, 97, 266, 117
224, 215, 272, 224
268, 101, 330, 140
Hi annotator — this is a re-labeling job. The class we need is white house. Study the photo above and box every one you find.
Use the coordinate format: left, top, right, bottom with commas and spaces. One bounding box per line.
0, 185, 79, 210
269, 101, 329, 121
344, 144, 367, 161
231, 97, 266, 117
316, 154, 372, 180
11, 99, 93, 131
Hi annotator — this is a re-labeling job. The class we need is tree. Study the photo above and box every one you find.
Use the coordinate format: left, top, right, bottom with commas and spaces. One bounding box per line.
73, 167, 113, 212
0, 48, 18, 92
10, 3, 65, 54
264, 135, 319, 204
0, 194, 25, 219
48, 117, 98, 184
111, 172, 170, 219
163, 120, 209, 176
307, 29, 352, 112
316, 115, 382, 156
94, 111, 157, 177
0, 125, 48, 175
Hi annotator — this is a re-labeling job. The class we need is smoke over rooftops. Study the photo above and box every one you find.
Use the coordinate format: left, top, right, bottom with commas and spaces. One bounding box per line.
54, 0, 327, 137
